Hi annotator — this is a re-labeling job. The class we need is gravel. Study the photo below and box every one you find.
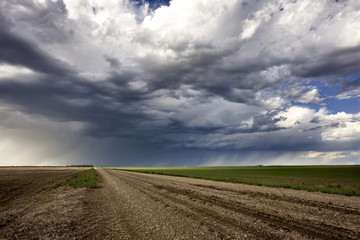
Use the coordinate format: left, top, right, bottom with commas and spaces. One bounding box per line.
84, 169, 360, 239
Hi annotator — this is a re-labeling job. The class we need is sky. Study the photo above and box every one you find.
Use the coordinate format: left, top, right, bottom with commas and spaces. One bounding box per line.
0, 0, 359, 166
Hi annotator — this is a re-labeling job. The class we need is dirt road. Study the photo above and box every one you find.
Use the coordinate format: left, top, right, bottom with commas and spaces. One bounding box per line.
84, 168, 360, 239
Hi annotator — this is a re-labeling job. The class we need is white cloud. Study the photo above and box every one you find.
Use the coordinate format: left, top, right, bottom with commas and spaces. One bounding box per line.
0, 64, 37, 82
322, 121, 360, 142
298, 88, 321, 103
302, 151, 360, 160
241, 9, 271, 40
275, 106, 319, 129
276, 108, 360, 143
300, 151, 360, 164
337, 88, 360, 100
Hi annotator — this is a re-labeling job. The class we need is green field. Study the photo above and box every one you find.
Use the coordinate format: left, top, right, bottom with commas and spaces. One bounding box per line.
110, 165, 360, 196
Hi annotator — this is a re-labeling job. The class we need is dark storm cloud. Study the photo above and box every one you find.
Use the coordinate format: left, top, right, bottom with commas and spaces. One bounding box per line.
105, 56, 121, 68
303, 123, 340, 132
0, 28, 73, 76
291, 46, 360, 79
0, 72, 154, 138
0, 3, 152, 138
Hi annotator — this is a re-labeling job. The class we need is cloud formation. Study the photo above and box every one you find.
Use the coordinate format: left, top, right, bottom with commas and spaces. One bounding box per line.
0, 0, 359, 166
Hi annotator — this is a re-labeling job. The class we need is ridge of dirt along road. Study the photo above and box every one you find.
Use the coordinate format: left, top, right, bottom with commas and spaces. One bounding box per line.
87, 168, 360, 240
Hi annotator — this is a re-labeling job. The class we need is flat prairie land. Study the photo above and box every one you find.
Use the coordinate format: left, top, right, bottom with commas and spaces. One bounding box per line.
1, 167, 360, 239
112, 165, 360, 196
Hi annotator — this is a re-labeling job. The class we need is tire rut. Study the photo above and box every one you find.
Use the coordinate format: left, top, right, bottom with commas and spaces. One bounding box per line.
191, 183, 360, 216
158, 185, 357, 240
106, 170, 278, 240
110, 170, 360, 240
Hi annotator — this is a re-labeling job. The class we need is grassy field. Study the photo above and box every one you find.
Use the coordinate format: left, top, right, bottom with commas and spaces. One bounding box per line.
62, 168, 102, 188
110, 165, 360, 196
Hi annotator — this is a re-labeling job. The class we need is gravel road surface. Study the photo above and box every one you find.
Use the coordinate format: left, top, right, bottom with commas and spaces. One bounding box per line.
84, 168, 360, 240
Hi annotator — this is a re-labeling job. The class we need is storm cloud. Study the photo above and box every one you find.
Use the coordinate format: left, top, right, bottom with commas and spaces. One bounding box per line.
0, 0, 359, 166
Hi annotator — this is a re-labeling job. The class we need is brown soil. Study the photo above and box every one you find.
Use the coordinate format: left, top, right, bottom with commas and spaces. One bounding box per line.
0, 167, 85, 240
1, 168, 360, 239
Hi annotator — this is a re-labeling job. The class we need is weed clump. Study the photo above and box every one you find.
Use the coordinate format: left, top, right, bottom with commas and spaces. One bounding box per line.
62, 168, 102, 189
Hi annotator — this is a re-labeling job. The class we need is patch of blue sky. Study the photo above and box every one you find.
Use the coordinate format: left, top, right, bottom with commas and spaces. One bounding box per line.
292, 97, 359, 114
323, 97, 360, 114
347, 72, 360, 82
296, 80, 359, 114
309, 79, 341, 98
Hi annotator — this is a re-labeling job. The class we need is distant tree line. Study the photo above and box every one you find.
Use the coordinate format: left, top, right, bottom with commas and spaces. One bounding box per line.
66, 164, 94, 167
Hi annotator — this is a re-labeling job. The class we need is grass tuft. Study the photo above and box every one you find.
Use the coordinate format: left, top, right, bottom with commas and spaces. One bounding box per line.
62, 168, 102, 189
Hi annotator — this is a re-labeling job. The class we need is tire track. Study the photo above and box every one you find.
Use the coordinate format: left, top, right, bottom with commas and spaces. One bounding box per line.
106, 170, 360, 240
156, 184, 357, 240
191, 183, 360, 216
117, 170, 360, 220
105, 170, 279, 240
